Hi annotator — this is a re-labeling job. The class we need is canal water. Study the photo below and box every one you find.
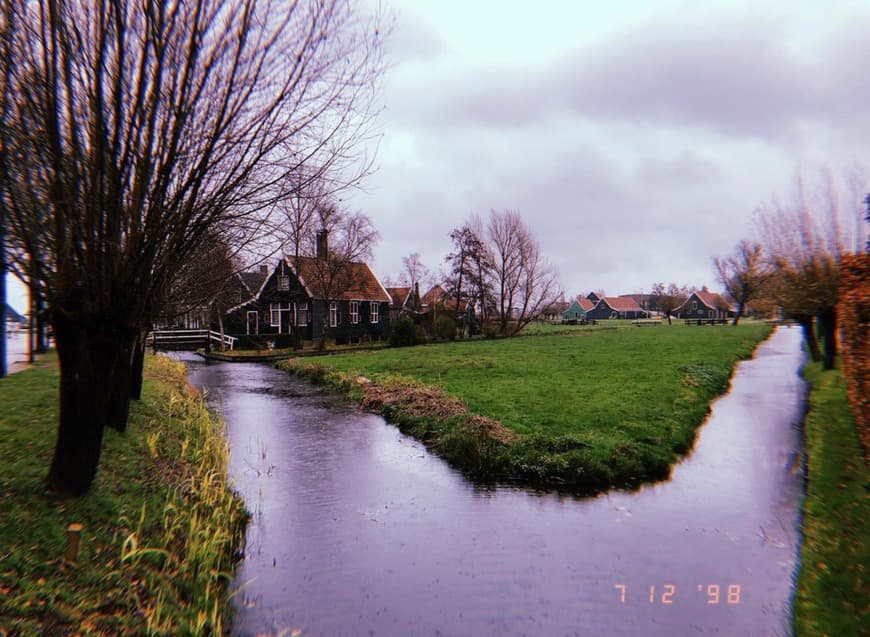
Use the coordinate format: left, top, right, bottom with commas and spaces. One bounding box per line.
181, 325, 807, 636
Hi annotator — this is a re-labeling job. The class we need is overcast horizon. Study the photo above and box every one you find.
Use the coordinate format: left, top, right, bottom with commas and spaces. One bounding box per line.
5, 0, 869, 313
345, 0, 868, 297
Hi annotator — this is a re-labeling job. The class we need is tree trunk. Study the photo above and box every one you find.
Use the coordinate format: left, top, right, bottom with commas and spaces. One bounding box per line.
797, 315, 822, 362
131, 331, 146, 400
818, 307, 837, 370
666, 312, 672, 325
47, 314, 110, 496
731, 304, 744, 326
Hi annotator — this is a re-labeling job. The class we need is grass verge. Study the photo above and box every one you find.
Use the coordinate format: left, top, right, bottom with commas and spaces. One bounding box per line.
0, 353, 248, 636
794, 363, 869, 636
277, 322, 772, 492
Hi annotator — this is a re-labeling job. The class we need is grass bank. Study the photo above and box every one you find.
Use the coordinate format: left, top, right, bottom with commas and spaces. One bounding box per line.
0, 354, 247, 635
794, 363, 869, 636
277, 321, 772, 492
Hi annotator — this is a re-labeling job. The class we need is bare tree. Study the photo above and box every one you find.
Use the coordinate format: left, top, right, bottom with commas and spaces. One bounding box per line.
713, 239, 769, 325
445, 221, 491, 335
301, 209, 379, 351
651, 282, 689, 325
0, 0, 386, 495
755, 168, 866, 369
487, 209, 560, 336
401, 252, 428, 287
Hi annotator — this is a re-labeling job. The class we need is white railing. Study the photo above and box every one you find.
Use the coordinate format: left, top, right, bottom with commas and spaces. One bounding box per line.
148, 329, 237, 350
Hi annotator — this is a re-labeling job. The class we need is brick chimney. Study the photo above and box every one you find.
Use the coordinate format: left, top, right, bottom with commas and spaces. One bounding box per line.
316, 230, 329, 260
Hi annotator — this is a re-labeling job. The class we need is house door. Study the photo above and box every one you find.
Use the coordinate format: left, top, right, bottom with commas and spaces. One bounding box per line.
279, 308, 294, 334
246, 311, 259, 335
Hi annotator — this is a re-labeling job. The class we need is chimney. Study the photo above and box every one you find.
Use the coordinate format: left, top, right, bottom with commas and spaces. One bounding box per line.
316, 230, 329, 260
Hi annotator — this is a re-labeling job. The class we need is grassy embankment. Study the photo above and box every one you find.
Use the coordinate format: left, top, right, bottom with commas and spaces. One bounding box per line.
278, 321, 772, 491
0, 354, 247, 635
794, 362, 869, 636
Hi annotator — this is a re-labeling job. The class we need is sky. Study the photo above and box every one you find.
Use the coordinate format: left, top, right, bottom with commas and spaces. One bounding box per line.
344, 0, 870, 297
5, 0, 868, 314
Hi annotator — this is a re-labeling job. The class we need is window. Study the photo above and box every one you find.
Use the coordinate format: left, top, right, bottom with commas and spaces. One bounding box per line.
691, 301, 697, 310
277, 275, 290, 291
350, 301, 360, 324
296, 302, 308, 326
330, 301, 339, 327
370, 302, 379, 323
270, 303, 280, 327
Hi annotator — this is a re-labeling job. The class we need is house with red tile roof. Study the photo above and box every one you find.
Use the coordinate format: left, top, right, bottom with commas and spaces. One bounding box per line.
386, 283, 424, 322
224, 254, 391, 345
675, 290, 735, 320
586, 295, 649, 320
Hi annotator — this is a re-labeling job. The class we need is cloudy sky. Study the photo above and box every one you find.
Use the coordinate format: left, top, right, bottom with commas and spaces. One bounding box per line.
4, 0, 868, 313
344, 0, 869, 297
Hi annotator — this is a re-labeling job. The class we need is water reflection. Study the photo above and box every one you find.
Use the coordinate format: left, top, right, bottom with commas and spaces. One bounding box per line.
180, 326, 806, 636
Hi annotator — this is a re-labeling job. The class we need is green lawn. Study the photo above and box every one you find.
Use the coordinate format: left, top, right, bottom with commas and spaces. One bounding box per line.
794, 363, 869, 637
279, 321, 773, 490
0, 354, 247, 636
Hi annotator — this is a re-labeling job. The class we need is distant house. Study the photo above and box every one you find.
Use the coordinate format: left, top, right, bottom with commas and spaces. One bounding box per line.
675, 290, 735, 320
586, 296, 648, 320
224, 251, 391, 346
422, 284, 471, 316
561, 299, 588, 322
386, 283, 423, 322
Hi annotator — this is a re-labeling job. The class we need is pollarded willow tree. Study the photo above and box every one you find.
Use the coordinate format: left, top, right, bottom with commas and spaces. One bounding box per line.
755, 169, 867, 369
0, 0, 386, 495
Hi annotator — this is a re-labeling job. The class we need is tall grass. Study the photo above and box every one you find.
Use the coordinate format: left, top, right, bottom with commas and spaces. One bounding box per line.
794, 363, 869, 636
0, 354, 247, 635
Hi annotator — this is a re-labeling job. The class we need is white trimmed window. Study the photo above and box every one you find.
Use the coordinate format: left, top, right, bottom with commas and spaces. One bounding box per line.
296, 302, 309, 326
350, 301, 360, 324
370, 301, 379, 323
277, 275, 290, 291
330, 301, 339, 327
270, 303, 280, 327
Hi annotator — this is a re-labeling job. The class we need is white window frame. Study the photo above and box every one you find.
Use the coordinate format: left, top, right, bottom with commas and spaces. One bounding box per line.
370, 301, 379, 324
277, 275, 290, 291
350, 300, 360, 324
270, 303, 280, 327
246, 310, 259, 335
296, 302, 309, 326
330, 301, 339, 327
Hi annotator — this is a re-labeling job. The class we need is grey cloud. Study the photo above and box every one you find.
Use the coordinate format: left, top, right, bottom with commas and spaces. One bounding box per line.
386, 12, 870, 141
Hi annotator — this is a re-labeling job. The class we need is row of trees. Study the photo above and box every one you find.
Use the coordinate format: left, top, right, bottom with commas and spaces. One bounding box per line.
0, 0, 387, 495
712, 168, 868, 370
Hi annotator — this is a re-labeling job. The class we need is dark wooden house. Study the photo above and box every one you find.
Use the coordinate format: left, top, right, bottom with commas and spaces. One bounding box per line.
675, 290, 735, 320
224, 255, 391, 346
586, 296, 648, 320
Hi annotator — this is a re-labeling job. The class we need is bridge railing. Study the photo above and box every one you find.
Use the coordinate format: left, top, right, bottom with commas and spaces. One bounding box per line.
148, 329, 237, 350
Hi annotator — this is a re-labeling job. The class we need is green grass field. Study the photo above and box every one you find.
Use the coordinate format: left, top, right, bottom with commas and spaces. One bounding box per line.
794, 363, 869, 637
279, 321, 773, 490
0, 354, 247, 635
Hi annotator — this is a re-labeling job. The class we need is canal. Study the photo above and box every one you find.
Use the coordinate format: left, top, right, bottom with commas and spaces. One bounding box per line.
181, 325, 806, 636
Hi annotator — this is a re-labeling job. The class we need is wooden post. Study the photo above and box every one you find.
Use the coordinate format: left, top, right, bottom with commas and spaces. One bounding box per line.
65, 523, 83, 563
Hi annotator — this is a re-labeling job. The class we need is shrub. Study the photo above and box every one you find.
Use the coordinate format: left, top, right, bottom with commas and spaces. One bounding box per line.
389, 317, 417, 347
435, 315, 457, 341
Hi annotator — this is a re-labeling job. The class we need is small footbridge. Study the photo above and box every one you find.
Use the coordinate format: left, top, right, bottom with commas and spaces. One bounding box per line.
147, 329, 237, 351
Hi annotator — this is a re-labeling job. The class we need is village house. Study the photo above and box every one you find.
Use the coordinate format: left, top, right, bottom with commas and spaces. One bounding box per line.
675, 289, 735, 321
224, 236, 391, 347
585, 295, 648, 320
